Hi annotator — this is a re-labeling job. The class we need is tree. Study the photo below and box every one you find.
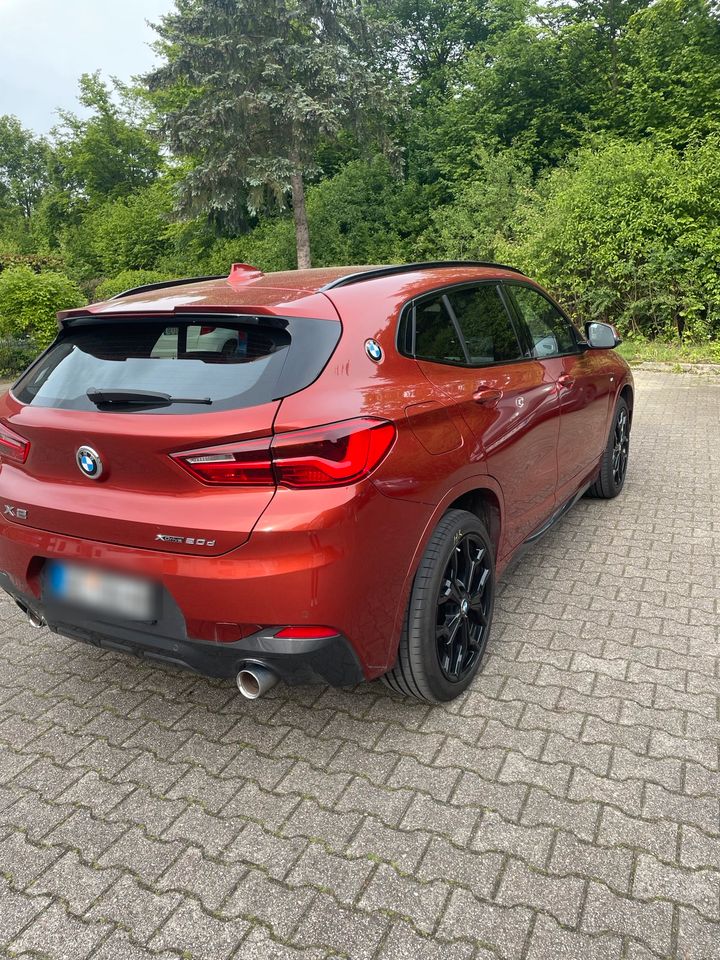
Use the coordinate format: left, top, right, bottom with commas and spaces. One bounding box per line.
617, 0, 720, 146
146, 0, 399, 268
498, 136, 720, 340
0, 116, 50, 222
53, 73, 162, 203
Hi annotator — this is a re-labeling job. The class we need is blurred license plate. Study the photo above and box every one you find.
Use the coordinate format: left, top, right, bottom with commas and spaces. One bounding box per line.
46, 562, 156, 621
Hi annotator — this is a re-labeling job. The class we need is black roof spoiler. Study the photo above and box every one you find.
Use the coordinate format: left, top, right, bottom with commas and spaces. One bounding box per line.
109, 275, 224, 300
319, 261, 526, 291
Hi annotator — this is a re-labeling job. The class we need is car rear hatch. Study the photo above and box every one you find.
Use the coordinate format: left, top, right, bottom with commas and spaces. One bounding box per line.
0, 312, 341, 556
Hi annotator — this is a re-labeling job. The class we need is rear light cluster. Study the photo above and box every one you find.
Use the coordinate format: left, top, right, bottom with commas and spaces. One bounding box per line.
172, 417, 396, 488
0, 422, 30, 463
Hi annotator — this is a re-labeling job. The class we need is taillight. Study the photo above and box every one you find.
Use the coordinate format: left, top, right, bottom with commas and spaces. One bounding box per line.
199, 326, 216, 335
272, 418, 396, 488
171, 418, 396, 488
0, 422, 30, 464
172, 437, 274, 485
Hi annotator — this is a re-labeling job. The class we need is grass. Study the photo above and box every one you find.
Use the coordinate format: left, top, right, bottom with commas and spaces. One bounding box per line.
617, 339, 720, 366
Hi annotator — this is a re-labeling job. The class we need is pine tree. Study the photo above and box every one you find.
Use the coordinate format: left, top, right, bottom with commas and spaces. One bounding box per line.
146, 0, 396, 268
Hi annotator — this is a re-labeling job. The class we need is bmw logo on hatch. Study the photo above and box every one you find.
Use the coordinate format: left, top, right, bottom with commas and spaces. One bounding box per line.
76, 445, 103, 480
365, 339, 383, 362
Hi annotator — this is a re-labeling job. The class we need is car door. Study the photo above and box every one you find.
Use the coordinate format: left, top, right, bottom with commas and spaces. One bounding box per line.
409, 282, 561, 551
505, 282, 613, 499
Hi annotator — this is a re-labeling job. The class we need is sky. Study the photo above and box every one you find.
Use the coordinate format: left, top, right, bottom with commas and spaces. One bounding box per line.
0, 0, 174, 134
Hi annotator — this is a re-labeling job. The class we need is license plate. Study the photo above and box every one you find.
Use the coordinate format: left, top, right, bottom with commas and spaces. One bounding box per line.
45, 561, 156, 621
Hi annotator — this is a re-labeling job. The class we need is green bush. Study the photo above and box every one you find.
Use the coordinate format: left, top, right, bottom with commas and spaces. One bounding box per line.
94, 269, 172, 301
0, 337, 39, 378
498, 136, 720, 341
415, 148, 531, 260
203, 220, 297, 275
0, 265, 86, 347
0, 252, 66, 274
82, 180, 175, 275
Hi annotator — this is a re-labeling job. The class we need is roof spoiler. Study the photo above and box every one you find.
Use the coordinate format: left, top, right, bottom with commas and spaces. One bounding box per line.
320, 261, 526, 291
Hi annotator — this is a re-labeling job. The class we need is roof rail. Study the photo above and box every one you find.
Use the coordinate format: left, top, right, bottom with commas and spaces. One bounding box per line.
319, 261, 526, 291
109, 275, 224, 300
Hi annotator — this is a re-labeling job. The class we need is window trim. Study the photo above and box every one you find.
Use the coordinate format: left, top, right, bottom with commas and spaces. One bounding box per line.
397, 280, 529, 369
502, 280, 584, 359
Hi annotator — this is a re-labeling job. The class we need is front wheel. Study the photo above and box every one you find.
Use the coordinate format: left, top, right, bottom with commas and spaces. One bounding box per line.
382, 509, 495, 703
587, 397, 631, 499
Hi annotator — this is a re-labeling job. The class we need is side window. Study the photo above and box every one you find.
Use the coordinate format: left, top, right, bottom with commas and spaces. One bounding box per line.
446, 284, 522, 365
508, 284, 578, 358
414, 296, 464, 364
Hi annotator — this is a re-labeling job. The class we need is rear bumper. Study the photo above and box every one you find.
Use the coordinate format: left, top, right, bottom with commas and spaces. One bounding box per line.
0, 484, 432, 684
0, 573, 364, 685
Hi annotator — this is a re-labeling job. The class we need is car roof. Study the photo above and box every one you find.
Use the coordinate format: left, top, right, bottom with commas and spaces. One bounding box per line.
58, 261, 530, 324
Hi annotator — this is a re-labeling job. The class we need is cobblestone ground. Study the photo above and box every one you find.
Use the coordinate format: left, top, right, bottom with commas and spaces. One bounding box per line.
0, 370, 719, 960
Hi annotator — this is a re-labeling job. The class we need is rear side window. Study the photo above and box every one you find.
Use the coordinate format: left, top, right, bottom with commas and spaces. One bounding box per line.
414, 297, 464, 363
507, 284, 578, 358
407, 284, 522, 367
446, 285, 522, 364
13, 316, 340, 414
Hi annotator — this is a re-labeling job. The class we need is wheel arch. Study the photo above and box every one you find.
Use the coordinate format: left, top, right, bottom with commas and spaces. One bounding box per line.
619, 382, 634, 423
382, 477, 506, 674
446, 487, 502, 562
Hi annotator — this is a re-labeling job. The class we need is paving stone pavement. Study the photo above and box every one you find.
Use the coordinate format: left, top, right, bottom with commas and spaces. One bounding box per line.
0, 369, 719, 960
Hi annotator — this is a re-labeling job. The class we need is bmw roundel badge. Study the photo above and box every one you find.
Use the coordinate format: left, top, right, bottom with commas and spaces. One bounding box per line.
76, 445, 103, 480
365, 339, 383, 362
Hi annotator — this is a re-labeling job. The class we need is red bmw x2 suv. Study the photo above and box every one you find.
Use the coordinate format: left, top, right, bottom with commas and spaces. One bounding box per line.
0, 261, 633, 702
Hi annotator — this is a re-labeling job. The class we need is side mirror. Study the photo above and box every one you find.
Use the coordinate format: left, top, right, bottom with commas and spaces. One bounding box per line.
585, 321, 621, 349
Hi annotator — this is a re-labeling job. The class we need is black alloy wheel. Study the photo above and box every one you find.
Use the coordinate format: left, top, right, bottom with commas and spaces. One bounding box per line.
612, 404, 630, 488
587, 396, 631, 499
383, 509, 496, 703
436, 533, 492, 682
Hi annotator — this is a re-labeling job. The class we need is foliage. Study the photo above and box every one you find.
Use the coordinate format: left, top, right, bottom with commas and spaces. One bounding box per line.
416, 148, 531, 259
618, 337, 720, 365
83, 181, 175, 275
145, 0, 400, 265
0, 116, 50, 221
94, 270, 173, 302
498, 137, 720, 339
0, 252, 65, 274
306, 157, 417, 265
0, 266, 86, 347
618, 0, 720, 147
2, 0, 720, 346
0, 336, 40, 379
53, 73, 162, 203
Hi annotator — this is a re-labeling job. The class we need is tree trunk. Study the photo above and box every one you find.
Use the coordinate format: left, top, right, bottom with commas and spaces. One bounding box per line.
290, 169, 311, 270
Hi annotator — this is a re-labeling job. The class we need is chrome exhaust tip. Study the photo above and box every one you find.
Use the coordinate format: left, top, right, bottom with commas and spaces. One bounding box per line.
236, 663, 279, 700
15, 599, 45, 629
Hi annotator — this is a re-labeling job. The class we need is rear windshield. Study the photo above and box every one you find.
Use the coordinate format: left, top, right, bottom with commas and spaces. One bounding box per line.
13, 315, 341, 414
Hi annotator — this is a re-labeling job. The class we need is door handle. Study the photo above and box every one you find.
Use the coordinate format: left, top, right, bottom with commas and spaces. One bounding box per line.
472, 387, 503, 404
557, 374, 575, 389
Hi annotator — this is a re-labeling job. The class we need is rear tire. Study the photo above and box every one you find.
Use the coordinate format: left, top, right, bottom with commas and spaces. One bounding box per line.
382, 509, 495, 703
587, 397, 631, 499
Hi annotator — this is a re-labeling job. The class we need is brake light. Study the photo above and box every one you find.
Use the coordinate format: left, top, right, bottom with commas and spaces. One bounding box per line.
171, 418, 395, 488
199, 326, 216, 335
0, 422, 30, 463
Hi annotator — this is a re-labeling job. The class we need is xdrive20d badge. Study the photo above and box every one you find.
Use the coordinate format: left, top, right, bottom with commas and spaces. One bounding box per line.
0, 261, 632, 702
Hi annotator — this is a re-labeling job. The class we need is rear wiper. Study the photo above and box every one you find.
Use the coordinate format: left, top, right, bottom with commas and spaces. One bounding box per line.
87, 389, 212, 407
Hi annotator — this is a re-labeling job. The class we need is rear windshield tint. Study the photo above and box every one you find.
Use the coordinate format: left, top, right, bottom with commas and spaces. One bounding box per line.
14, 315, 341, 413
